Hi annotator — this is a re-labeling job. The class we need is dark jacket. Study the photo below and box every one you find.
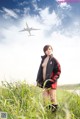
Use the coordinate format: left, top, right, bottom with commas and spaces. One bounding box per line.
36, 54, 61, 88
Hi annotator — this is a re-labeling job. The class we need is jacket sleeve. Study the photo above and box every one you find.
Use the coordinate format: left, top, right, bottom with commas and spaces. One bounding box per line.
36, 63, 42, 82
52, 58, 61, 82
36, 60, 43, 82
36, 60, 44, 88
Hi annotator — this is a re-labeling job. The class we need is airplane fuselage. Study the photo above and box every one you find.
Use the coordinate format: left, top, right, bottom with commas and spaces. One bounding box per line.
24, 28, 32, 31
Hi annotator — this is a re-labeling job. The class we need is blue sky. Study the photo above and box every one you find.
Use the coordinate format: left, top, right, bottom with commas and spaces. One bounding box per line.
0, 0, 80, 85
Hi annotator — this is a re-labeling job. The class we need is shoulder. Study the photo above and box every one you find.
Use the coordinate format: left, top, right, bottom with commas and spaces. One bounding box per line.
41, 55, 47, 58
51, 56, 57, 62
52, 57, 60, 65
41, 55, 47, 60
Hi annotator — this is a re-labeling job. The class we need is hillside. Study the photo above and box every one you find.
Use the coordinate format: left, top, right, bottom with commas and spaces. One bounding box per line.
0, 81, 80, 119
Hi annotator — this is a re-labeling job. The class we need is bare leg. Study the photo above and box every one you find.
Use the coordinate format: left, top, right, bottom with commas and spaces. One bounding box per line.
42, 89, 50, 105
49, 89, 57, 105
49, 89, 58, 112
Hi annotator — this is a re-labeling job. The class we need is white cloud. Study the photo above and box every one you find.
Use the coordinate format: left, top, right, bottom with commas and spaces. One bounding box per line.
56, 0, 65, 1
2, 7, 18, 19
39, 7, 61, 28
14, 9, 21, 14
56, 0, 69, 3
32, 0, 42, 11
59, 2, 71, 9
73, 21, 80, 26
18, 1, 28, 6
23, 8, 30, 16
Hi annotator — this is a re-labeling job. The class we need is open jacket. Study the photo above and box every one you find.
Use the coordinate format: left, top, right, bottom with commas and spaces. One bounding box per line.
36, 54, 61, 88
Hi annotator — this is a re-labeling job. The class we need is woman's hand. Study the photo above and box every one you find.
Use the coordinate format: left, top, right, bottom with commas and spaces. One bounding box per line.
43, 79, 54, 88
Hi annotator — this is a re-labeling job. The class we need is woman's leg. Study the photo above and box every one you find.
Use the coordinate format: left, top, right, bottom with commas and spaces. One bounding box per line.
49, 89, 58, 112
49, 89, 57, 105
42, 89, 50, 105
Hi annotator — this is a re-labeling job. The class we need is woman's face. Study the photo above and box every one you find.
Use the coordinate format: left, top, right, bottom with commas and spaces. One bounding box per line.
45, 47, 53, 56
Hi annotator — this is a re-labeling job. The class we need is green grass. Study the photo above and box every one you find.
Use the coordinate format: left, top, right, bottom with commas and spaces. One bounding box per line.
58, 84, 80, 90
0, 81, 80, 119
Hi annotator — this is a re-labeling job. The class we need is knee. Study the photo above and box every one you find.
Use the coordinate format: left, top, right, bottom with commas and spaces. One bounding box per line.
51, 98, 55, 102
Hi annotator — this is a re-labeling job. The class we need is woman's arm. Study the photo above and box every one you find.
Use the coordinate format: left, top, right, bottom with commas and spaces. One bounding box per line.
51, 58, 61, 82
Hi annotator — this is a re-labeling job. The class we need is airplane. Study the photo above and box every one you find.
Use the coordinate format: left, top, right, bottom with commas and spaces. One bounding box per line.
19, 22, 40, 36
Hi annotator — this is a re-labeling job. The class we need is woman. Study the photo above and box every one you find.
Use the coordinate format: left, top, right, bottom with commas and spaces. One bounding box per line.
36, 45, 61, 112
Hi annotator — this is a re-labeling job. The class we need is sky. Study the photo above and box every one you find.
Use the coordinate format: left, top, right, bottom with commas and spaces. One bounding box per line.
0, 0, 80, 85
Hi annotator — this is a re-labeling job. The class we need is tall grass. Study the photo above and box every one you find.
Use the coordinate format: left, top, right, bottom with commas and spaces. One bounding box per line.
0, 81, 80, 119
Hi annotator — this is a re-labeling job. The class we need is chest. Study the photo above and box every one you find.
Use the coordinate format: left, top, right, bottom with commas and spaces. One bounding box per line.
42, 56, 49, 68
42, 57, 55, 70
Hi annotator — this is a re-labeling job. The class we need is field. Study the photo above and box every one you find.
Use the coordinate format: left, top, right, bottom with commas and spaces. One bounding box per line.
58, 84, 80, 90
0, 81, 80, 119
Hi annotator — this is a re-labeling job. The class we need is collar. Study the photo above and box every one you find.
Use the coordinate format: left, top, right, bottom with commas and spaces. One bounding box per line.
41, 54, 53, 60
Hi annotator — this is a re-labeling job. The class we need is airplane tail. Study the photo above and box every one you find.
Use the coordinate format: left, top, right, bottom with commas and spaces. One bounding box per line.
26, 22, 29, 28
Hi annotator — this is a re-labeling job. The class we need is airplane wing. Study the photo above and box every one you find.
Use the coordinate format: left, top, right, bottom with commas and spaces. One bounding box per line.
19, 28, 32, 36
19, 29, 27, 32
31, 28, 40, 30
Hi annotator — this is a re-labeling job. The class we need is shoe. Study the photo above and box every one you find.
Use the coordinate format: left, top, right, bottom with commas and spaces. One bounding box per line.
51, 104, 58, 112
46, 104, 58, 112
